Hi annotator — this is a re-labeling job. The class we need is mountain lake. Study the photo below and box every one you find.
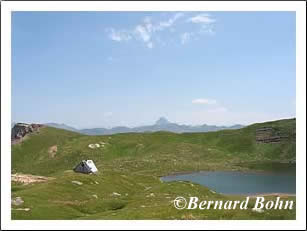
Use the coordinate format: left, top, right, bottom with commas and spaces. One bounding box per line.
161, 169, 296, 195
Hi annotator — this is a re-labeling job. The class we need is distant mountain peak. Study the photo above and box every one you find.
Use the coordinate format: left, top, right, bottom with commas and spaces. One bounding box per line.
155, 117, 170, 126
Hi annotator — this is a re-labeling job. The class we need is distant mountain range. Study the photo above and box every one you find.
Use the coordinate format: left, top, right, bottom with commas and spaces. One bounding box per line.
45, 117, 244, 135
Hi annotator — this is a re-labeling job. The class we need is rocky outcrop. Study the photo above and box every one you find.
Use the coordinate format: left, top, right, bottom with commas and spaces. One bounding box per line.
11, 173, 54, 185
255, 127, 292, 143
11, 123, 43, 142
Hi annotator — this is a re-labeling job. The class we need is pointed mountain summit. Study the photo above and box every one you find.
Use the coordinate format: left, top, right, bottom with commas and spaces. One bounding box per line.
155, 117, 171, 126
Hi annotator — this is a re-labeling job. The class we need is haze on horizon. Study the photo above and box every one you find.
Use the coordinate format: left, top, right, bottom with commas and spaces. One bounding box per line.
12, 12, 296, 129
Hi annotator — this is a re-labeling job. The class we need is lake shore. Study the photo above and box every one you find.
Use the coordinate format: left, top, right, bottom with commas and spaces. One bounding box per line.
246, 193, 296, 198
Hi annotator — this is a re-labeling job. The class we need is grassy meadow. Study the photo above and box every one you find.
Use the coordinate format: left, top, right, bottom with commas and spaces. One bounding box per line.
11, 118, 296, 220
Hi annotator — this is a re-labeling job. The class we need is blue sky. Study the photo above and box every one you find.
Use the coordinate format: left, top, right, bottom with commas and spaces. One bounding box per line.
12, 11, 296, 129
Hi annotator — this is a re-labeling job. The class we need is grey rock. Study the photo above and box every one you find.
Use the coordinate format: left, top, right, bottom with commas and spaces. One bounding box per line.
12, 197, 24, 206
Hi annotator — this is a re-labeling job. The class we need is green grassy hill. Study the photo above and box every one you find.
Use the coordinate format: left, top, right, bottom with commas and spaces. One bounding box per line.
11, 118, 296, 220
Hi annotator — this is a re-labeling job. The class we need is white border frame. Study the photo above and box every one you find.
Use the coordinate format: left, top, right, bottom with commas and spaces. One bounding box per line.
1, 1, 306, 230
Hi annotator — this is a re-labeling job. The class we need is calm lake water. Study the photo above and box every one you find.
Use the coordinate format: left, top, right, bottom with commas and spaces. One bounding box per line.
161, 171, 296, 195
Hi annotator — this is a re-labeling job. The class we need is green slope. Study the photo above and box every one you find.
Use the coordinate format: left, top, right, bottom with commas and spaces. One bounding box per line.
11, 118, 296, 220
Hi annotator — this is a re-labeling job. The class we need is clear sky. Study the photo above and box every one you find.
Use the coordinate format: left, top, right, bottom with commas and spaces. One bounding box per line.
12, 11, 296, 129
